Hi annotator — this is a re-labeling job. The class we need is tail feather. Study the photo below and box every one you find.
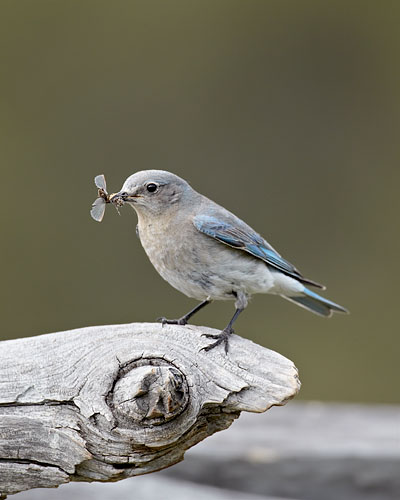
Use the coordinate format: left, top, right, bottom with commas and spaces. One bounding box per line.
284, 287, 348, 317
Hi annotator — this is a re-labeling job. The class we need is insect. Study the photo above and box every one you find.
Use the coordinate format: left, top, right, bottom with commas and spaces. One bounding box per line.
90, 174, 124, 222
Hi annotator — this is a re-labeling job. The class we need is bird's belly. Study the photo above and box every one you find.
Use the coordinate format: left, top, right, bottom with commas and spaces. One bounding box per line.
140, 228, 276, 300
142, 240, 217, 300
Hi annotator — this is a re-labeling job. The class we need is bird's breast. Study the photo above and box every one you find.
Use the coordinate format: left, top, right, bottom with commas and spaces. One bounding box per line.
137, 219, 213, 300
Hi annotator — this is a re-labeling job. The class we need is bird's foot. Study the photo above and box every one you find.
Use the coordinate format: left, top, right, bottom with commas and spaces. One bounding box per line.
157, 316, 188, 326
201, 326, 233, 354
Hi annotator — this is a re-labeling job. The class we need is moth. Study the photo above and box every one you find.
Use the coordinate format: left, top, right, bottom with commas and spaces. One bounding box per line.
90, 174, 124, 222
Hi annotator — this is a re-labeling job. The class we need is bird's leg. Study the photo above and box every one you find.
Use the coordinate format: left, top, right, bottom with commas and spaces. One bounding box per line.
157, 299, 211, 326
201, 307, 244, 354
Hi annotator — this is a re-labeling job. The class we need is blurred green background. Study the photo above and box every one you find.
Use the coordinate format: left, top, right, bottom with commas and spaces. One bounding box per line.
1, 1, 398, 404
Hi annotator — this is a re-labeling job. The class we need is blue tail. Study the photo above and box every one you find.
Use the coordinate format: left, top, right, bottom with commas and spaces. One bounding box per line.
284, 287, 348, 317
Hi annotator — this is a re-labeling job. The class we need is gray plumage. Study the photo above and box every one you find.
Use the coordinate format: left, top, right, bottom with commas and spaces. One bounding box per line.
103, 170, 347, 352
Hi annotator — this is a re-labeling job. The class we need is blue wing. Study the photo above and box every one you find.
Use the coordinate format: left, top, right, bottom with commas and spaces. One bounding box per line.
193, 214, 324, 288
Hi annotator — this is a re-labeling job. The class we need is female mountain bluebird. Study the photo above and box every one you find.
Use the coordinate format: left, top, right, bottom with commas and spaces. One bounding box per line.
96, 170, 347, 353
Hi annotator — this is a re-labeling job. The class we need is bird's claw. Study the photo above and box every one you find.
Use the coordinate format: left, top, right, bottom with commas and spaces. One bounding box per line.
157, 316, 188, 327
201, 327, 233, 354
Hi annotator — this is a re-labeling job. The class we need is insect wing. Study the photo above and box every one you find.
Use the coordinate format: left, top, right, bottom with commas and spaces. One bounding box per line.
90, 197, 106, 222
94, 174, 107, 192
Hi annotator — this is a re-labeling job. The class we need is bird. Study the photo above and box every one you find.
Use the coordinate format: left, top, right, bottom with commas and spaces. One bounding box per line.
99, 170, 347, 353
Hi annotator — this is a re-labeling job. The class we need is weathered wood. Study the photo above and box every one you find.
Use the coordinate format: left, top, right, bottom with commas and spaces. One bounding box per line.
0, 323, 300, 497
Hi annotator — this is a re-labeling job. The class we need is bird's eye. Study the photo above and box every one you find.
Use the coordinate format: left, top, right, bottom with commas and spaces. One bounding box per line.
146, 183, 158, 193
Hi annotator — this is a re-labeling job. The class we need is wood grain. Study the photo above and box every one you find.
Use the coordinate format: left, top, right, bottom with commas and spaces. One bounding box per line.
0, 323, 300, 497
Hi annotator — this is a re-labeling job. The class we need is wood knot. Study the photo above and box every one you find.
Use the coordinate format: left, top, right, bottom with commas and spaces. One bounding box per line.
109, 358, 189, 427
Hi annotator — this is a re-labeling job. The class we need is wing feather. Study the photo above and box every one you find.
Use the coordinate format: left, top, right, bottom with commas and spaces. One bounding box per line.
193, 214, 324, 288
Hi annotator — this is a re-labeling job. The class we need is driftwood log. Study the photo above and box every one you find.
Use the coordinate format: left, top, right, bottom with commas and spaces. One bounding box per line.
0, 323, 300, 497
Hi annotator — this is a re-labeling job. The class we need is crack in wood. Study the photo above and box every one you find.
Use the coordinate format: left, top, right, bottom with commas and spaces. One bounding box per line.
0, 458, 68, 475
0, 400, 79, 408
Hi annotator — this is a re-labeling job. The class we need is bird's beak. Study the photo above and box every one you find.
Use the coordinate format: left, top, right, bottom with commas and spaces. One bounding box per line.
109, 191, 139, 206
109, 192, 127, 207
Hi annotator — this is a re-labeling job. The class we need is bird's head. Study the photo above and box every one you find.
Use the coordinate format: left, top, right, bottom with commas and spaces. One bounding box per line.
110, 170, 193, 217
